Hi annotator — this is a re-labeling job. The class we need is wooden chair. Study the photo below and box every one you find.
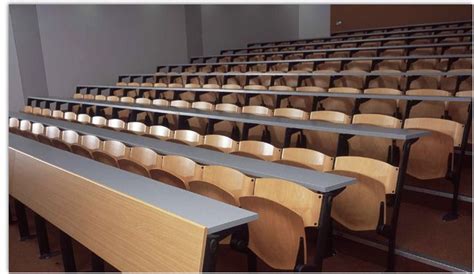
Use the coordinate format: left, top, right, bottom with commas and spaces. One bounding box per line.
168, 100, 191, 130
232, 140, 281, 161
32, 107, 42, 115
239, 105, 274, 141
63, 112, 77, 122
290, 86, 326, 112
91, 116, 107, 127
22, 106, 33, 113
51, 130, 80, 152
22, 122, 45, 140
440, 69, 472, 93
406, 69, 441, 90
73, 93, 84, 99
152, 99, 170, 107
52, 110, 64, 119
150, 155, 202, 189
9, 118, 20, 134
303, 111, 351, 156
118, 97, 135, 120
40, 109, 52, 117
403, 118, 464, 180
71, 135, 102, 159
74, 113, 90, 124
147, 125, 173, 140
94, 95, 107, 101
107, 119, 126, 131
448, 90, 472, 144
18, 120, 32, 137
323, 87, 362, 115
37, 126, 61, 146
264, 85, 294, 109
170, 130, 203, 146
188, 101, 215, 135
275, 147, 334, 171
221, 84, 244, 105
213, 103, 242, 138
135, 98, 152, 105
92, 140, 130, 167
349, 114, 402, 162
118, 147, 161, 177
126, 122, 148, 135
197, 134, 238, 153
268, 108, 309, 148
189, 165, 254, 206
401, 89, 451, 119
106, 96, 120, 102
239, 178, 323, 271
331, 156, 398, 231
242, 85, 266, 106
360, 88, 402, 116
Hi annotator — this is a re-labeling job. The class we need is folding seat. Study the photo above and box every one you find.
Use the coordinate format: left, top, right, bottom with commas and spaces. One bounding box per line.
349, 114, 402, 162
22, 106, 33, 113
167, 100, 191, 130
439, 69, 472, 93
92, 140, 130, 167
22, 122, 45, 140
91, 116, 107, 127
170, 129, 203, 146
51, 130, 80, 152
118, 147, 161, 177
213, 103, 242, 138
238, 105, 274, 142
232, 140, 281, 161
360, 71, 403, 116
302, 111, 351, 156
377, 49, 406, 71
150, 155, 202, 189
32, 107, 42, 115
188, 101, 215, 135
321, 71, 365, 115
239, 178, 322, 271
147, 125, 173, 140
406, 69, 441, 90
408, 48, 438, 70
41, 109, 52, 117
63, 112, 77, 122
107, 118, 126, 131
197, 134, 238, 153
18, 120, 32, 137
37, 126, 60, 146
318, 60, 342, 71
403, 118, 463, 180
77, 114, 91, 124
274, 147, 334, 171
331, 156, 398, 231
8, 117, 20, 134
126, 122, 148, 135
401, 89, 451, 118
189, 165, 254, 206
448, 90, 472, 130
267, 108, 309, 148
71, 135, 102, 159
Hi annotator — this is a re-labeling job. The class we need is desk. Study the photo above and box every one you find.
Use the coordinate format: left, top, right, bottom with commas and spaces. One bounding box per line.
9, 133, 257, 271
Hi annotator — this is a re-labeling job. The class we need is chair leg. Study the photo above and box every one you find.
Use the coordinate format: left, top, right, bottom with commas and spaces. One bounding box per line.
59, 231, 77, 272
91, 252, 105, 272
34, 213, 52, 259
14, 200, 32, 241
247, 250, 257, 272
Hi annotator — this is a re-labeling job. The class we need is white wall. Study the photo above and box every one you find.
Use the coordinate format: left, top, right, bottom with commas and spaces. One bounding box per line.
36, 5, 189, 98
8, 16, 24, 112
298, 5, 331, 39
200, 5, 300, 55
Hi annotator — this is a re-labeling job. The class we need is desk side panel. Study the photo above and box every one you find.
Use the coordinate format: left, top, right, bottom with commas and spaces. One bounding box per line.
9, 148, 207, 272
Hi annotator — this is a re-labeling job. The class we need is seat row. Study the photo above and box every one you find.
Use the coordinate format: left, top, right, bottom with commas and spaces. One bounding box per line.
9, 117, 402, 270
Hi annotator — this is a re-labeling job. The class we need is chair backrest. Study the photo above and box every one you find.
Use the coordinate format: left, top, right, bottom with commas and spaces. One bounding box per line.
52, 110, 64, 119
276, 148, 334, 171
83, 94, 95, 100
71, 135, 102, 158
32, 107, 42, 115
152, 99, 170, 107
44, 126, 61, 139
77, 114, 91, 124
23, 106, 33, 113
127, 122, 148, 134
128, 146, 161, 167
242, 105, 273, 116
9, 117, 20, 129
215, 103, 241, 113
352, 114, 402, 128
41, 109, 52, 117
61, 130, 80, 145
170, 100, 191, 108
64, 112, 77, 121
273, 108, 309, 120
92, 140, 129, 167
31, 123, 45, 135
334, 156, 399, 194
192, 101, 214, 111
135, 98, 152, 105
73, 93, 84, 99
91, 116, 107, 127
172, 130, 203, 146
233, 140, 281, 161
120, 97, 135, 103
148, 125, 173, 140
107, 119, 126, 130
107, 96, 120, 102
152, 155, 202, 188
198, 134, 238, 153
189, 165, 254, 206
95, 95, 107, 101
309, 111, 351, 124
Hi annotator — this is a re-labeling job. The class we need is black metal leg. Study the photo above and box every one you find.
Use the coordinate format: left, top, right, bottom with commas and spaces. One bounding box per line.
14, 200, 32, 241
247, 250, 257, 272
59, 231, 77, 272
202, 234, 219, 272
91, 252, 105, 272
34, 213, 52, 259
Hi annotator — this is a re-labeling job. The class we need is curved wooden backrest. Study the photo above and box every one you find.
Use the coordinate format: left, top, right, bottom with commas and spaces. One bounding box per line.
215, 103, 241, 113
81, 135, 102, 150
170, 100, 191, 108
254, 178, 322, 227
222, 84, 242, 90
352, 114, 402, 128
159, 155, 202, 187
45, 126, 61, 139
330, 170, 386, 231
309, 110, 351, 124
32, 107, 42, 115
19, 120, 31, 132
23, 106, 33, 113
295, 86, 326, 93
135, 98, 151, 105
406, 89, 451, 97
242, 105, 273, 116
239, 196, 306, 270
108, 119, 126, 130
276, 147, 334, 172
83, 94, 95, 100
76, 114, 91, 124
360, 88, 402, 115
95, 95, 107, 101
148, 169, 188, 189
172, 130, 204, 146
334, 156, 399, 194
41, 109, 52, 117
152, 99, 170, 107
244, 84, 267, 91
128, 146, 161, 168
328, 87, 362, 94
202, 84, 220, 89
52, 110, 64, 119
91, 116, 107, 127
127, 122, 148, 134
154, 83, 167, 88
448, 90, 472, 124
118, 158, 151, 177
185, 83, 201, 88
106, 96, 120, 102
73, 93, 84, 99
9, 117, 20, 129
198, 134, 238, 153
64, 112, 77, 121
192, 101, 214, 111
274, 108, 309, 120
119, 97, 134, 103
102, 140, 130, 158
168, 83, 184, 88
305, 111, 351, 156
404, 118, 464, 147
233, 140, 282, 161
189, 181, 238, 206
148, 125, 173, 140
31, 123, 45, 135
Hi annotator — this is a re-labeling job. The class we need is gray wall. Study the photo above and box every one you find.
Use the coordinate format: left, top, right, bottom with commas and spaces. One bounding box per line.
9, 5, 331, 110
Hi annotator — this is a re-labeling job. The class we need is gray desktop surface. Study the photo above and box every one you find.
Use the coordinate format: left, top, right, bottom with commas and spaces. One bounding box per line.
11, 112, 357, 193
9, 133, 258, 234
27, 97, 430, 140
